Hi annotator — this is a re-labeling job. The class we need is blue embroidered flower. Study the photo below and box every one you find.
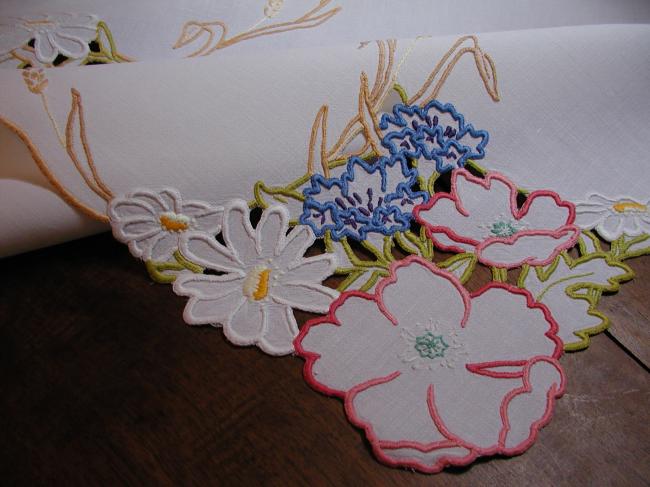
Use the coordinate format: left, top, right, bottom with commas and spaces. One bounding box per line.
379, 100, 489, 173
300, 154, 428, 241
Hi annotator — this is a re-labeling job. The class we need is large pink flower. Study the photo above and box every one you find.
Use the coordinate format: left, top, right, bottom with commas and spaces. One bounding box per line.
295, 256, 565, 473
413, 170, 579, 268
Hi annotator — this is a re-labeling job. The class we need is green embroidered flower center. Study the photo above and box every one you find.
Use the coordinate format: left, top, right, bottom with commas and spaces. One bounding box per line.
414, 332, 449, 360
489, 220, 519, 237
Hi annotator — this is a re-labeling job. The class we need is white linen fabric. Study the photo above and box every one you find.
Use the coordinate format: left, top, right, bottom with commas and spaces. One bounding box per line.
1, 22, 649, 256
1, 0, 650, 64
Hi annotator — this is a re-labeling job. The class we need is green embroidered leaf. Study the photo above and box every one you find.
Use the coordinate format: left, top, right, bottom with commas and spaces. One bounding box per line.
324, 233, 393, 292
252, 179, 307, 225
610, 233, 650, 260
438, 253, 476, 284
577, 230, 603, 255
519, 252, 633, 350
145, 251, 203, 284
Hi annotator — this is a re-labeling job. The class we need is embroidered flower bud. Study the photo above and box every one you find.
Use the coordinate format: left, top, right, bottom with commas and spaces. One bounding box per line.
22, 68, 48, 94
264, 0, 284, 18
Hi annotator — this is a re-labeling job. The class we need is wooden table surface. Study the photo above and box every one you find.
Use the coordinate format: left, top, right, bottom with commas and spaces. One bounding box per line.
1, 232, 649, 486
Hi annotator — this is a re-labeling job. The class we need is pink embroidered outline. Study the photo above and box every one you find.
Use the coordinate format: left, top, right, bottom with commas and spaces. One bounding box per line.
412, 169, 579, 268
294, 255, 566, 473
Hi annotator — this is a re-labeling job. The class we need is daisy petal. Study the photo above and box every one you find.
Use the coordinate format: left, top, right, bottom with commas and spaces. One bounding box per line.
149, 233, 179, 262
114, 218, 159, 241
597, 214, 625, 241
282, 254, 337, 283
180, 232, 242, 272
174, 273, 244, 299
181, 293, 243, 326
51, 32, 88, 59
258, 305, 298, 355
129, 189, 172, 213
108, 199, 156, 220
223, 200, 258, 265
224, 299, 265, 345
574, 207, 608, 229
33, 33, 58, 63
270, 282, 338, 313
274, 225, 315, 269
257, 205, 289, 258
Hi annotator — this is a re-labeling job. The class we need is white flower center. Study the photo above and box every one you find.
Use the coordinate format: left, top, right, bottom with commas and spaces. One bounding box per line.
612, 200, 648, 214
399, 320, 467, 370
243, 265, 271, 301
159, 212, 191, 232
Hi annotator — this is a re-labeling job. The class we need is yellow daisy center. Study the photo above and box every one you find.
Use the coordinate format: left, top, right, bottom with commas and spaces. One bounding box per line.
159, 212, 191, 232
612, 201, 648, 214
243, 266, 271, 301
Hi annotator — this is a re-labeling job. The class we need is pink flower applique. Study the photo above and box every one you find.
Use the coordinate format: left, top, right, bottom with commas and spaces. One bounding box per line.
295, 256, 565, 473
413, 169, 579, 268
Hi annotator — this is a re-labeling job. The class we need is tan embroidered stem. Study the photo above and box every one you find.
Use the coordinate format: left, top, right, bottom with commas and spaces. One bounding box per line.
174, 0, 341, 57
307, 105, 329, 177
409, 35, 500, 105
65, 89, 113, 201
357, 72, 383, 156
325, 35, 500, 164
0, 115, 109, 223
40, 93, 65, 147
377, 39, 396, 103
10, 49, 33, 67
369, 40, 386, 102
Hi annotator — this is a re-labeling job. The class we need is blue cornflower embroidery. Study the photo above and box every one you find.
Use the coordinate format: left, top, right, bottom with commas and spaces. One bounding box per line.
300, 154, 428, 241
379, 100, 489, 173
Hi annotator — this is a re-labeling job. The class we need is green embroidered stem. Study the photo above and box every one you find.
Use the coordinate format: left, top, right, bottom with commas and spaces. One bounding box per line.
518, 251, 634, 351
146, 251, 203, 284
393, 231, 420, 255
173, 250, 203, 273
336, 269, 364, 291
535, 272, 594, 302
398, 227, 434, 260
491, 267, 508, 282
95, 21, 131, 63
438, 253, 477, 284
359, 269, 390, 292
324, 232, 392, 291
610, 233, 650, 260
578, 230, 603, 255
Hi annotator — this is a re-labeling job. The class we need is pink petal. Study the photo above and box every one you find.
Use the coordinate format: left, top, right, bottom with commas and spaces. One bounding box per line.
350, 372, 446, 445
477, 227, 579, 268
379, 258, 470, 333
297, 294, 403, 394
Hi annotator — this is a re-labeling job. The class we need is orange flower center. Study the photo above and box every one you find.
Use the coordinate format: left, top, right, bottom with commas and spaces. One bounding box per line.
612, 201, 648, 214
243, 266, 271, 301
159, 212, 191, 232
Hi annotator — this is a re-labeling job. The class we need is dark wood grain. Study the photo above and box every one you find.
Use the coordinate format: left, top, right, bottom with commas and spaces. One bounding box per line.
1, 233, 648, 486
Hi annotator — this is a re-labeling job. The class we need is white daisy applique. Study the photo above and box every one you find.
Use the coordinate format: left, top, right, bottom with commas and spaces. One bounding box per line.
0, 14, 98, 64
108, 188, 224, 262
173, 200, 338, 356
574, 194, 650, 241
